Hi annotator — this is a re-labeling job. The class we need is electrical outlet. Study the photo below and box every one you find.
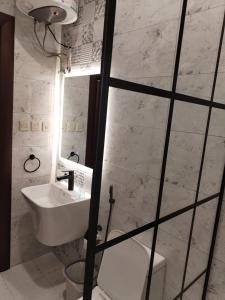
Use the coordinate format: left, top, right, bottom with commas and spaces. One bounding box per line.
42, 121, 50, 132
19, 119, 30, 132
31, 120, 42, 132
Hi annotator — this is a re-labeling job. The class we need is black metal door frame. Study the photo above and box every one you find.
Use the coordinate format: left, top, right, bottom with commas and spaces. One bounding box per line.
0, 11, 14, 272
84, 1, 225, 299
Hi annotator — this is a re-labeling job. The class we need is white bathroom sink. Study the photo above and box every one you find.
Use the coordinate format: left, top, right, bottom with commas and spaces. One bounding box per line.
21, 182, 90, 246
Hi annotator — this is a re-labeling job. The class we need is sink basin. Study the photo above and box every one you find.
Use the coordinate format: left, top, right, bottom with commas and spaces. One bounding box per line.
21, 182, 90, 246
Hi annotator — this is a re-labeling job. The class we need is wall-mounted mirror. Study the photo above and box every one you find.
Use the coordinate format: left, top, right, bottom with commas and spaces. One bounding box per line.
60, 74, 101, 169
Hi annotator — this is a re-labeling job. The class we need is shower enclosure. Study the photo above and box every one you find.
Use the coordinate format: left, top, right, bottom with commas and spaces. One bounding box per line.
84, 0, 225, 299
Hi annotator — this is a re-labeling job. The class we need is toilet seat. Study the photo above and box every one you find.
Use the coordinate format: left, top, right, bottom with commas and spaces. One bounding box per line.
78, 286, 111, 300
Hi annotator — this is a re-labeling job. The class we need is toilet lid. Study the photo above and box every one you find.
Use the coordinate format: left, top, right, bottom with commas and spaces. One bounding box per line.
97, 230, 150, 300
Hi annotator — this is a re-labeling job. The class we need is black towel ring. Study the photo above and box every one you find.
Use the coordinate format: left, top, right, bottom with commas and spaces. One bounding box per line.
67, 151, 80, 163
24, 154, 41, 173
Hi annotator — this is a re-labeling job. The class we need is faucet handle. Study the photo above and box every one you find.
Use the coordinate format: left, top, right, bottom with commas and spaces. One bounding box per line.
61, 170, 75, 175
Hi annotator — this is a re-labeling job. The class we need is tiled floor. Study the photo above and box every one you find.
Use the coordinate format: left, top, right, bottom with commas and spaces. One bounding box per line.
0, 253, 66, 300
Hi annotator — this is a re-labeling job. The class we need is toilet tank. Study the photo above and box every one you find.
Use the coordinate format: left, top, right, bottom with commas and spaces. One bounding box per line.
98, 230, 166, 300
141, 251, 166, 300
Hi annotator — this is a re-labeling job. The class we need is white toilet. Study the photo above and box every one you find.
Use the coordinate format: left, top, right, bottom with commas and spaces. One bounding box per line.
79, 230, 166, 300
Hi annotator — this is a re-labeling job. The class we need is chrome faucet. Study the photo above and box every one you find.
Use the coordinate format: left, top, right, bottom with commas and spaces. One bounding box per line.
57, 170, 75, 191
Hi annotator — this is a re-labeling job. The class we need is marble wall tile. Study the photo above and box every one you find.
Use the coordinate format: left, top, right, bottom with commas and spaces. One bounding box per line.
10, 234, 49, 268
93, 17, 104, 42
172, 101, 209, 134
104, 123, 166, 180
14, 38, 56, 81
11, 213, 34, 248
114, 0, 181, 36
213, 200, 225, 263
100, 162, 158, 226
65, 75, 90, 88
178, 7, 224, 77
207, 258, 225, 299
191, 200, 217, 253
214, 72, 225, 104
74, 4, 84, 27
160, 211, 193, 245
111, 19, 179, 81
160, 182, 196, 217
91, 40, 102, 62
176, 73, 213, 100
108, 207, 154, 247
94, 0, 105, 20
107, 88, 170, 130
164, 131, 205, 192
13, 79, 54, 115
63, 25, 83, 47
209, 108, 225, 138
83, 1, 95, 24
82, 22, 94, 44
199, 136, 225, 197
187, 0, 225, 15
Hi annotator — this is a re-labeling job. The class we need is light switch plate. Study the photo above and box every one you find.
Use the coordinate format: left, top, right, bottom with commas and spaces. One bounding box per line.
31, 120, 42, 132
67, 121, 76, 132
66, 121, 72, 132
76, 121, 84, 132
62, 121, 67, 132
71, 121, 77, 132
19, 119, 30, 131
42, 121, 50, 132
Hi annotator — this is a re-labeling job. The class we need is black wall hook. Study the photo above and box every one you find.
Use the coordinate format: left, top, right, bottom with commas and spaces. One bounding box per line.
23, 154, 41, 173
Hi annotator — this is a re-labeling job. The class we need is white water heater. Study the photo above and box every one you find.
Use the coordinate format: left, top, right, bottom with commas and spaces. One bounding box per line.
16, 0, 78, 24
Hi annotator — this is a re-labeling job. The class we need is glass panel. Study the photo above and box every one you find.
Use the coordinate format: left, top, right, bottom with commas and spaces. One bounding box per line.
215, 23, 225, 104
214, 72, 225, 104
199, 108, 225, 198
98, 88, 169, 238
182, 275, 205, 300
185, 199, 218, 286
110, 0, 182, 90
176, 3, 224, 99
160, 102, 208, 217
154, 212, 193, 299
